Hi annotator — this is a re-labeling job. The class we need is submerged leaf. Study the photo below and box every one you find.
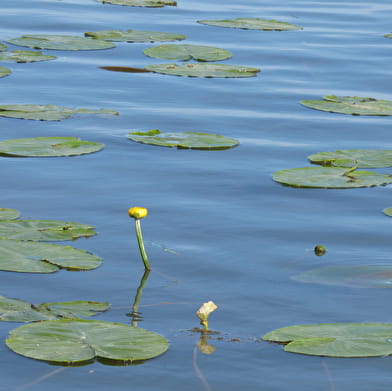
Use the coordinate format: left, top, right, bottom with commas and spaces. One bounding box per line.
301, 95, 392, 116
96, 0, 176, 7
144, 63, 260, 78
0, 220, 96, 241
0, 239, 102, 273
273, 166, 392, 188
7, 35, 115, 51
143, 44, 232, 62
0, 104, 118, 121
0, 66, 11, 78
262, 323, 392, 357
85, 29, 185, 42
0, 137, 104, 157
128, 129, 239, 150
7, 319, 169, 363
0, 50, 56, 63
197, 18, 303, 31
0, 208, 20, 221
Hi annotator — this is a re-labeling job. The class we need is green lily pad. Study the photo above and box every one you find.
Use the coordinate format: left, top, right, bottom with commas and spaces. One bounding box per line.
292, 265, 392, 288
0, 208, 20, 221
0, 44, 7, 51
0, 239, 102, 273
144, 63, 260, 78
272, 166, 392, 188
0, 137, 104, 157
6, 35, 115, 51
97, 0, 176, 7
0, 66, 11, 78
301, 95, 392, 116
0, 220, 96, 241
0, 296, 110, 322
143, 44, 232, 62
384, 34, 392, 38
85, 29, 186, 43
197, 18, 303, 31
7, 319, 169, 363
127, 129, 239, 150
0, 104, 119, 121
383, 207, 392, 217
308, 150, 392, 169
262, 323, 392, 357
0, 50, 56, 63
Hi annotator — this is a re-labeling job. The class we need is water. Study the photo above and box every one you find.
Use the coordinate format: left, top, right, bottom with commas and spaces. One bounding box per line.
1, 0, 392, 390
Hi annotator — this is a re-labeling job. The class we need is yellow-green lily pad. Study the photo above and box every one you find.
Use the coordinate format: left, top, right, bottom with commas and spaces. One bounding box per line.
6, 35, 115, 51
273, 166, 392, 188
7, 319, 169, 364
0, 44, 8, 51
0, 220, 96, 241
0, 239, 102, 273
384, 34, 392, 38
197, 18, 303, 31
301, 95, 392, 116
0, 66, 11, 78
0, 104, 119, 121
308, 150, 392, 168
85, 29, 186, 42
0, 137, 104, 157
144, 63, 260, 78
262, 323, 392, 357
143, 44, 232, 62
0, 50, 56, 63
0, 208, 20, 221
97, 0, 176, 7
128, 129, 239, 150
383, 207, 392, 217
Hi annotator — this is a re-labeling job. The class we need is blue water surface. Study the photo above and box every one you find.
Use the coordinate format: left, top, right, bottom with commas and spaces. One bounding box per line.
1, 0, 392, 390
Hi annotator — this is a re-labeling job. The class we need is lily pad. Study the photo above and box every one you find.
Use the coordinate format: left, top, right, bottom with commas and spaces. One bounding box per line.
0, 44, 7, 51
96, 0, 176, 7
144, 63, 260, 78
0, 137, 104, 157
262, 323, 392, 357
0, 104, 119, 121
127, 129, 239, 150
197, 18, 303, 31
143, 44, 232, 62
308, 150, 392, 169
292, 265, 392, 288
384, 34, 392, 38
0, 296, 110, 322
0, 66, 11, 78
301, 95, 392, 116
6, 319, 169, 363
0, 220, 96, 241
0, 208, 20, 221
272, 166, 392, 188
0, 50, 56, 63
0, 239, 102, 273
6, 35, 115, 51
383, 207, 392, 217
85, 29, 186, 43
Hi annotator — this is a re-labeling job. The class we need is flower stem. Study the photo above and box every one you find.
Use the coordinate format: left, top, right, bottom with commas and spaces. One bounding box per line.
134, 218, 151, 271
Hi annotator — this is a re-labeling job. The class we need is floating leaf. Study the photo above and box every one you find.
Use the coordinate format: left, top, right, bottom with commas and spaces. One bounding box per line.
127, 129, 239, 150
383, 207, 392, 217
0, 208, 20, 221
301, 95, 392, 116
143, 44, 232, 62
0, 220, 96, 241
144, 63, 260, 78
85, 29, 186, 43
262, 323, 392, 357
7, 319, 169, 363
272, 166, 392, 188
101, 66, 152, 73
197, 18, 303, 31
0, 296, 109, 322
0, 137, 104, 157
96, 0, 176, 7
292, 265, 392, 288
0, 44, 7, 51
384, 34, 392, 38
308, 150, 392, 169
6, 35, 115, 51
0, 66, 11, 78
0, 50, 56, 63
0, 104, 119, 121
0, 239, 102, 273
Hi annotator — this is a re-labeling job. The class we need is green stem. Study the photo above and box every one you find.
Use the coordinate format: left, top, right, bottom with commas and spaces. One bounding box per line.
200, 319, 209, 331
130, 269, 150, 327
134, 218, 151, 271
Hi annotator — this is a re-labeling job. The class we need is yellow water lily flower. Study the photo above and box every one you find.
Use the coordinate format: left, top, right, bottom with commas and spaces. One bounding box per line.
128, 207, 148, 219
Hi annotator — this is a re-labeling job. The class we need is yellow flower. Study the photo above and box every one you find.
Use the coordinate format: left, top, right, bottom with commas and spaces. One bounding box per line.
128, 207, 148, 219
196, 301, 218, 322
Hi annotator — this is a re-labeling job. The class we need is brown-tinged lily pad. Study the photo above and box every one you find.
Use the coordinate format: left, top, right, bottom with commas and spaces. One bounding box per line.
96, 0, 176, 7
197, 18, 303, 31
85, 29, 186, 42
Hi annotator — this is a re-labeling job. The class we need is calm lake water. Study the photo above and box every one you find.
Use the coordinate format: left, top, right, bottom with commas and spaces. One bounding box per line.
1, 0, 392, 390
